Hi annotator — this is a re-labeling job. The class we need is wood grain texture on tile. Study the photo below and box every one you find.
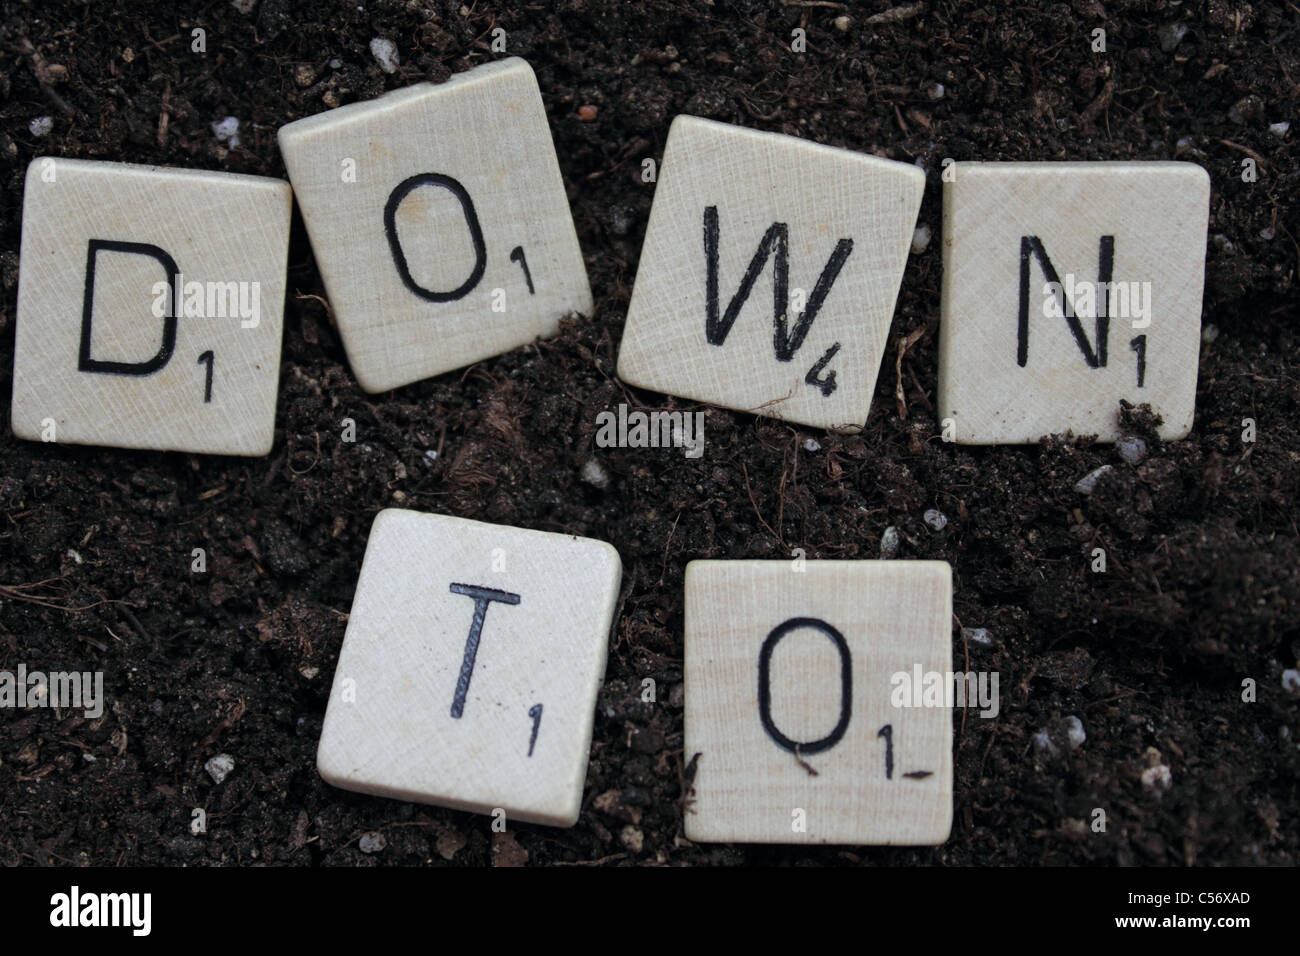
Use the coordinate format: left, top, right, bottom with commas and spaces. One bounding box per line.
317, 509, 622, 827
278, 57, 592, 393
12, 158, 291, 455
938, 161, 1210, 444
684, 559, 953, 845
617, 116, 924, 432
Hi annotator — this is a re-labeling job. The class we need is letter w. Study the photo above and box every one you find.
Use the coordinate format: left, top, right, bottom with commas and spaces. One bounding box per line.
703, 206, 853, 361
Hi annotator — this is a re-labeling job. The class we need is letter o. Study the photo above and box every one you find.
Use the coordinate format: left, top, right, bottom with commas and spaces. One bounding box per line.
383, 173, 487, 303
757, 617, 852, 755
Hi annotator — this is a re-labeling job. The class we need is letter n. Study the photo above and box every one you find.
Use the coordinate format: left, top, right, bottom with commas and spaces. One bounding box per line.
1018, 235, 1113, 369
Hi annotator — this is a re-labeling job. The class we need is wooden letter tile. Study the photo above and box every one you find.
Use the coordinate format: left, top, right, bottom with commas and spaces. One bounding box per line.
684, 560, 953, 845
278, 58, 592, 393
938, 162, 1211, 443
12, 158, 292, 455
616, 116, 924, 432
317, 509, 622, 827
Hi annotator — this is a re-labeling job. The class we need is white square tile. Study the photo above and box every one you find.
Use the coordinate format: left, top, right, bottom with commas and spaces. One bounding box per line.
938, 162, 1210, 443
278, 58, 592, 393
12, 158, 291, 455
684, 559, 953, 845
317, 509, 622, 827
617, 116, 924, 432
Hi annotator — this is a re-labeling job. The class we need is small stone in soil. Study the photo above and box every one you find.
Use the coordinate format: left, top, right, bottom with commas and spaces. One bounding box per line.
204, 753, 235, 784
1074, 465, 1113, 495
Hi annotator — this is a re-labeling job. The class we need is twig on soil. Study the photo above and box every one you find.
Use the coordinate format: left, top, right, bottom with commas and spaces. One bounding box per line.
741, 463, 785, 548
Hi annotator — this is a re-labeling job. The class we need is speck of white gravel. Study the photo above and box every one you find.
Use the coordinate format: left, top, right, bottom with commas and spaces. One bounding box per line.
204, 753, 235, 784
1269, 121, 1290, 138
802, 437, 821, 452
1116, 436, 1147, 466
29, 116, 53, 137
358, 831, 387, 854
927, 82, 945, 101
1282, 669, 1300, 696
1141, 762, 1173, 793
923, 508, 948, 531
1212, 233, 1235, 254
1064, 716, 1086, 750
210, 116, 240, 148
1157, 22, 1188, 53
1032, 730, 1058, 756
1074, 465, 1113, 495
370, 37, 400, 74
879, 526, 900, 558
231, 0, 257, 14
963, 627, 992, 646
911, 224, 932, 255
1202, 324, 1220, 343
580, 458, 610, 489
833, 15, 852, 31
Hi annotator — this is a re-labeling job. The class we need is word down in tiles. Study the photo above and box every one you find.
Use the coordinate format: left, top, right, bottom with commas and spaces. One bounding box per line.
617, 116, 924, 433
12, 158, 292, 455
684, 560, 953, 845
317, 509, 622, 827
278, 57, 592, 394
939, 161, 1211, 443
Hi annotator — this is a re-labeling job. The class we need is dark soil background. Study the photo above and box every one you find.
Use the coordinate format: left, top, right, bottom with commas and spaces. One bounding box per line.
0, 0, 1297, 867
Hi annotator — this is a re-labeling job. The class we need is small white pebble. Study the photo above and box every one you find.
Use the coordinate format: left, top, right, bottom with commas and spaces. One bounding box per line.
833, 15, 852, 31
1141, 763, 1173, 793
923, 508, 947, 531
580, 458, 610, 490
424, 449, 439, 464
1260, 226, 1276, 241
66, 548, 83, 564
29, 116, 53, 137
802, 437, 821, 452
1269, 121, 1290, 138
910, 224, 932, 255
1212, 233, 1235, 254
963, 627, 992, 646
1116, 436, 1147, 466
1202, 324, 1220, 343
1074, 465, 1113, 495
329, 58, 343, 69
358, 831, 387, 854
1282, 669, 1300, 696
619, 825, 644, 852
210, 116, 240, 149
299, 665, 319, 680
879, 526, 899, 558
370, 37, 400, 74
1157, 22, 1188, 53
1064, 715, 1086, 750
1032, 730, 1058, 756
927, 82, 945, 101
204, 753, 235, 784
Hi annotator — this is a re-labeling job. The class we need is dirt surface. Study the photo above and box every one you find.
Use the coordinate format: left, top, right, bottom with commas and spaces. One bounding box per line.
0, 0, 1297, 867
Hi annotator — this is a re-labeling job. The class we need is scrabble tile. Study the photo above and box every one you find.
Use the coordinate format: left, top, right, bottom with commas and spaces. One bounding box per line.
317, 509, 621, 827
12, 158, 291, 455
938, 162, 1211, 443
684, 559, 952, 845
278, 58, 592, 393
616, 116, 924, 432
